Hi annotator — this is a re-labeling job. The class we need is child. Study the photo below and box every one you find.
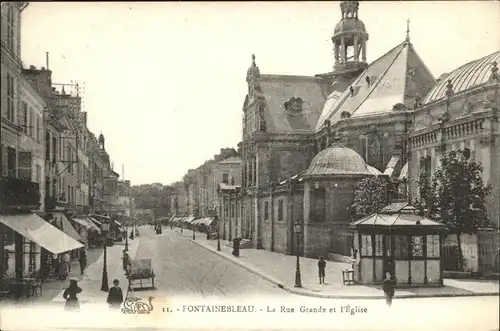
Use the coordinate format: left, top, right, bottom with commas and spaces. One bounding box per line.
318, 257, 326, 284
107, 279, 124, 308
382, 272, 395, 307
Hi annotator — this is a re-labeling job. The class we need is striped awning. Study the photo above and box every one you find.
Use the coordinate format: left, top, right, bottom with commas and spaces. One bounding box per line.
1, 213, 84, 254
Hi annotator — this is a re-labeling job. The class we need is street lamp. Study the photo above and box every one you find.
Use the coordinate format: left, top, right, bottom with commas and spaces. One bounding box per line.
100, 221, 110, 292
125, 219, 129, 251
192, 220, 196, 240
217, 218, 221, 251
293, 221, 302, 288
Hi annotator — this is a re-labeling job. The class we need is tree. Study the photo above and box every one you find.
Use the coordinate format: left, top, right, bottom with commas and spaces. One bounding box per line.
430, 149, 491, 270
414, 167, 437, 218
352, 176, 387, 218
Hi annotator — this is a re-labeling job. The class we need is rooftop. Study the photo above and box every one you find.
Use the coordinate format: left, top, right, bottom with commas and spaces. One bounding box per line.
422, 51, 500, 104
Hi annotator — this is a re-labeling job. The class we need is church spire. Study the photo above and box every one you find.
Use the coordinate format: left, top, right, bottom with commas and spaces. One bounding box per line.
405, 18, 411, 42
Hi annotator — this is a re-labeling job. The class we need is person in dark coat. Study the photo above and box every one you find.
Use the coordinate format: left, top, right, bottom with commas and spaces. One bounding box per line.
382, 272, 395, 307
79, 247, 87, 275
107, 279, 124, 308
63, 278, 82, 311
318, 256, 326, 284
122, 251, 132, 276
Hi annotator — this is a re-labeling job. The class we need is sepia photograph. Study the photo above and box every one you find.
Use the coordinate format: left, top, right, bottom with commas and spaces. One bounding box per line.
0, 1, 499, 330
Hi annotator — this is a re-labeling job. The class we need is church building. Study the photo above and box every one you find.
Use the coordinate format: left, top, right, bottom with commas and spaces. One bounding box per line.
237, 0, 499, 259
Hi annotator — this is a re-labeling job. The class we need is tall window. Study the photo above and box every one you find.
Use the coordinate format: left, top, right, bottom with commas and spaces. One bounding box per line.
394, 235, 409, 259
277, 200, 283, 221
6, 73, 15, 122
22, 102, 28, 133
426, 235, 440, 258
37, 115, 42, 142
264, 201, 269, 220
28, 108, 33, 136
222, 173, 229, 184
18, 152, 32, 181
35, 164, 41, 183
411, 236, 425, 258
374, 234, 384, 257
6, 4, 15, 51
360, 234, 373, 256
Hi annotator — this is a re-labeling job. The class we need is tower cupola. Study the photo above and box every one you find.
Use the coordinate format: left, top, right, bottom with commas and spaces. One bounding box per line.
332, 1, 369, 75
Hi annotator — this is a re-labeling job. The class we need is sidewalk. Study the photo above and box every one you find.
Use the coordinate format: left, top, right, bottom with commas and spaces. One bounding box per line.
47, 238, 139, 305
177, 228, 500, 299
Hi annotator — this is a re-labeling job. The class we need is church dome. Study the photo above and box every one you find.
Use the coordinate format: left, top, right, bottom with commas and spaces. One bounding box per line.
302, 145, 373, 179
333, 18, 367, 39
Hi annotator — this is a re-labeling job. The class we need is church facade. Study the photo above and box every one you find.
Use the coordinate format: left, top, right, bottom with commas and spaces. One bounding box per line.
236, 1, 499, 259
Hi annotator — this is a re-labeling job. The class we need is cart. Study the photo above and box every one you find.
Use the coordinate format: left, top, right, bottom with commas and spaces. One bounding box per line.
128, 259, 155, 290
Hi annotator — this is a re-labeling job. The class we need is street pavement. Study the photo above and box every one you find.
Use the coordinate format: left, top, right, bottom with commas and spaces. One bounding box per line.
1, 226, 498, 331
185, 229, 500, 299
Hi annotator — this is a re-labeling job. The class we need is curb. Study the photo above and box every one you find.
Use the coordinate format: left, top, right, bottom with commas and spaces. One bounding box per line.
183, 233, 500, 300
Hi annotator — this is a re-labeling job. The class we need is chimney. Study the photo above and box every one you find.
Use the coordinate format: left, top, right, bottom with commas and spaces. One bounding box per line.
46, 52, 49, 70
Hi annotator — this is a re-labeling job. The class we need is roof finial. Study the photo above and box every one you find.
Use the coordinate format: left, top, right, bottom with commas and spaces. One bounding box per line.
405, 18, 411, 42
252, 54, 256, 66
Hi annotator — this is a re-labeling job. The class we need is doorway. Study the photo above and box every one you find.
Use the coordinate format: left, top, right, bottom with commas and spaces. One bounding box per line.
383, 234, 395, 278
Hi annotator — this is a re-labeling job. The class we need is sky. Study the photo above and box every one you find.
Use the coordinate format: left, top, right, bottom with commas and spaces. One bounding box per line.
20, 1, 500, 186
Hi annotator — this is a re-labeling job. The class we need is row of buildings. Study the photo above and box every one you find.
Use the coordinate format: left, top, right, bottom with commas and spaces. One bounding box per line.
1, 3, 135, 283
171, 1, 499, 275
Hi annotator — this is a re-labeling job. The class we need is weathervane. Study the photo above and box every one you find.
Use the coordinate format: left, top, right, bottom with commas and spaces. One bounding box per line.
406, 18, 411, 42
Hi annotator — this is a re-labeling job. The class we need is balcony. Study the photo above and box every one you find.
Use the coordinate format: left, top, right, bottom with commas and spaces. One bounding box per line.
0, 176, 40, 212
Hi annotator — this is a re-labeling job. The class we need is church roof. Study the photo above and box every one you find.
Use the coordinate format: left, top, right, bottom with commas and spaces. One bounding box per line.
422, 51, 500, 104
302, 145, 373, 178
316, 41, 435, 131
258, 75, 327, 133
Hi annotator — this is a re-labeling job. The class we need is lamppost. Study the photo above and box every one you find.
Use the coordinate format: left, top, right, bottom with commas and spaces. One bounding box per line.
293, 221, 302, 288
192, 219, 196, 240
217, 218, 221, 251
100, 220, 110, 292
125, 218, 129, 251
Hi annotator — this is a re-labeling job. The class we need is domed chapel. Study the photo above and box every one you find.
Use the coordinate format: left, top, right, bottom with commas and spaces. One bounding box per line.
235, 1, 499, 259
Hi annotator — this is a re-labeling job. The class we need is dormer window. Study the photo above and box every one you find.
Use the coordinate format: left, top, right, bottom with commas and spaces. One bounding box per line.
366, 76, 371, 86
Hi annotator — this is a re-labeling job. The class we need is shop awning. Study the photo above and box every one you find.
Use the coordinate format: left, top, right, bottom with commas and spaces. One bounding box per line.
53, 212, 84, 243
74, 217, 101, 233
0, 213, 84, 254
89, 217, 102, 226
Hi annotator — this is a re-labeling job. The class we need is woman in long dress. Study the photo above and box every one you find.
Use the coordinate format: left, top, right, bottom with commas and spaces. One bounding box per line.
63, 278, 82, 311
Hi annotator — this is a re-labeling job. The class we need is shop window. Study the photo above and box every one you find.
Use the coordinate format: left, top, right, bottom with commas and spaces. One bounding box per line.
23, 239, 38, 275
375, 234, 384, 257
411, 236, 425, 258
394, 235, 409, 259
361, 234, 373, 256
426, 235, 440, 258
264, 201, 269, 220
277, 200, 284, 221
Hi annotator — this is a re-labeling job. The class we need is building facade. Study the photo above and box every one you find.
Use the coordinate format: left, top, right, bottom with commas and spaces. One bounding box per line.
176, 1, 499, 260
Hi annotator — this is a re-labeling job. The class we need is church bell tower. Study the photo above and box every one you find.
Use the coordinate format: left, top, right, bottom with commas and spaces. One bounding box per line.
332, 1, 369, 77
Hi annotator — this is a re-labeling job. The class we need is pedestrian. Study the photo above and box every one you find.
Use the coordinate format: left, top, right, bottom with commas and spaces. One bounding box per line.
63, 278, 82, 311
383, 272, 395, 307
79, 247, 87, 275
107, 279, 124, 308
61, 252, 70, 280
122, 251, 132, 276
318, 256, 326, 284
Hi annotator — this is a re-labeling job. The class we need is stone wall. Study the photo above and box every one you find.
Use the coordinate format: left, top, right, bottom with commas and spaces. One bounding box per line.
304, 223, 331, 258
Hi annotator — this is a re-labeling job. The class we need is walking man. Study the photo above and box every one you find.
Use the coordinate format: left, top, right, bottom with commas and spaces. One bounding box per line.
383, 272, 395, 307
79, 247, 87, 275
318, 256, 326, 284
